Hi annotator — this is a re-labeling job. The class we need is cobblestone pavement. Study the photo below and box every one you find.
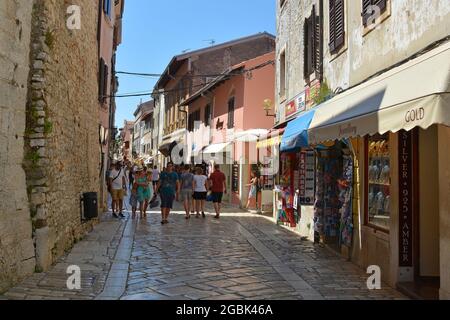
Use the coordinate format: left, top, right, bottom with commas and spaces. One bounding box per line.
2, 202, 406, 300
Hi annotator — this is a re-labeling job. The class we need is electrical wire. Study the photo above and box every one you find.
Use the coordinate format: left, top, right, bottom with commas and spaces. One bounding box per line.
110, 59, 275, 99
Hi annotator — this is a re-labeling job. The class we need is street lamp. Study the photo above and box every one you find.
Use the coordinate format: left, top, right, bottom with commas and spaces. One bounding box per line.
263, 99, 276, 118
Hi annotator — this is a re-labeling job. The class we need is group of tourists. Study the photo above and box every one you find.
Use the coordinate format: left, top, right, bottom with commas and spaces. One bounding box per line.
106, 161, 227, 224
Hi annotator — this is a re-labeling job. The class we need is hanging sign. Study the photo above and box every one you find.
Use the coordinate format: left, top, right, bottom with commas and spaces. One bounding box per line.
399, 130, 413, 267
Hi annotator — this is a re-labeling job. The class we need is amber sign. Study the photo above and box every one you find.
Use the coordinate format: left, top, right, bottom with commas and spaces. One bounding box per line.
399, 130, 413, 267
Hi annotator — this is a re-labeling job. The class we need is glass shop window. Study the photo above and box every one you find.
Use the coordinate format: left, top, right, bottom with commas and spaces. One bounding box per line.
366, 134, 391, 231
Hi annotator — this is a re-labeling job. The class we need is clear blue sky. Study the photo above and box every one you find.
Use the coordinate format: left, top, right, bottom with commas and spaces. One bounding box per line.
115, 0, 276, 128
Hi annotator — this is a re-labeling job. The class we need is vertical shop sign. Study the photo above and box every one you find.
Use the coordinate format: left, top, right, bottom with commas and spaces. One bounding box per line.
299, 151, 315, 205
232, 163, 239, 193
399, 130, 413, 267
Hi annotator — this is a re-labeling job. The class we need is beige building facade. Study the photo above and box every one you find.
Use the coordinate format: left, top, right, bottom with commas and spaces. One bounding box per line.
276, 0, 450, 299
0, 0, 125, 293
0, 0, 36, 293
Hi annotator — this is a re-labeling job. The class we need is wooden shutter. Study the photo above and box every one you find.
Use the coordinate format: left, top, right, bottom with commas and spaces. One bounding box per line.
362, 0, 372, 26
334, 0, 345, 50
99, 58, 105, 102
313, 4, 323, 81
303, 18, 310, 80
228, 97, 235, 129
330, 0, 345, 53
329, 0, 336, 52
362, 0, 387, 26
205, 104, 211, 125
103, 64, 109, 103
305, 5, 323, 81
373, 0, 387, 16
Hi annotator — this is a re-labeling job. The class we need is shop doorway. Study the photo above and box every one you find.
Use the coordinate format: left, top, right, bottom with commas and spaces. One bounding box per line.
314, 142, 353, 254
397, 128, 440, 300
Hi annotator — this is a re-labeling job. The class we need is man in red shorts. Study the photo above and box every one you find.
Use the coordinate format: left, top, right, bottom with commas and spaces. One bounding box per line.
208, 164, 227, 219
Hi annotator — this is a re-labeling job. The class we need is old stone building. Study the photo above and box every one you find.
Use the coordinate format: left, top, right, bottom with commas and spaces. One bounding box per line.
0, 0, 36, 293
152, 32, 276, 166
275, 0, 450, 299
1, 0, 123, 293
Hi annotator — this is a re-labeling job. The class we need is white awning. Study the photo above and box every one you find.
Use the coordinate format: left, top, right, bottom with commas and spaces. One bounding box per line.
308, 40, 450, 144
202, 142, 233, 154
233, 129, 269, 142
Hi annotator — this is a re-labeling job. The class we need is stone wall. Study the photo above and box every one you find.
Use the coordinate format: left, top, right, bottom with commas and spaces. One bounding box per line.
0, 0, 36, 293
24, 0, 100, 271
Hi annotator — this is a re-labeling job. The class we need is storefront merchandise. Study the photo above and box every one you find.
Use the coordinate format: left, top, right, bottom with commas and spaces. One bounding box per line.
367, 134, 391, 230
339, 155, 354, 247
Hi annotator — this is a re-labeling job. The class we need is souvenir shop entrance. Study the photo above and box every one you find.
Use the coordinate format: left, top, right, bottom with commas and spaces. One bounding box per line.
314, 141, 354, 254
395, 128, 440, 299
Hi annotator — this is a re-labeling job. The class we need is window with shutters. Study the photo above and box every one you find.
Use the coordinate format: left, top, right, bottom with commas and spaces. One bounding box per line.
329, 0, 345, 54
103, 0, 112, 20
204, 104, 211, 126
362, 0, 390, 33
227, 97, 235, 129
188, 110, 201, 132
99, 58, 108, 103
304, 5, 323, 83
279, 49, 286, 101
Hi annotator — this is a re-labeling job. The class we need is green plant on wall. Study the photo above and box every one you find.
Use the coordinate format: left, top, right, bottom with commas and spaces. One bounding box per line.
44, 119, 53, 135
25, 149, 41, 168
313, 81, 333, 106
44, 29, 55, 49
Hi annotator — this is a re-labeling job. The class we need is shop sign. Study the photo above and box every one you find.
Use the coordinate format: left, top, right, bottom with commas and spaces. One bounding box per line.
285, 100, 297, 118
284, 81, 322, 119
232, 162, 239, 193
399, 130, 413, 267
298, 150, 315, 205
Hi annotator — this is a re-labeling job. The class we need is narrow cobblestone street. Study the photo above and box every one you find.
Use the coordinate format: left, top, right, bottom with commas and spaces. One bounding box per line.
2, 202, 406, 300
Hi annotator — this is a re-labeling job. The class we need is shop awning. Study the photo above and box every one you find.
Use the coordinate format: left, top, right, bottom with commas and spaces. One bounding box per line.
202, 142, 232, 155
280, 109, 316, 152
158, 141, 177, 157
233, 129, 269, 142
308, 40, 450, 144
256, 129, 285, 149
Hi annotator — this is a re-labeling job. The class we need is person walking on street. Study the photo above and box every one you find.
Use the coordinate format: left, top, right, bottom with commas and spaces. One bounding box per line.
135, 166, 152, 219
151, 166, 160, 190
179, 165, 194, 219
136, 166, 151, 219
245, 171, 260, 210
144, 166, 154, 214
209, 164, 227, 219
106, 162, 115, 213
156, 162, 179, 224
129, 180, 139, 219
193, 167, 209, 218
109, 161, 127, 218
129, 165, 135, 190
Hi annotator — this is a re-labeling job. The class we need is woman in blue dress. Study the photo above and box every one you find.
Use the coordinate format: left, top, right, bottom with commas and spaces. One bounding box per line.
136, 167, 152, 218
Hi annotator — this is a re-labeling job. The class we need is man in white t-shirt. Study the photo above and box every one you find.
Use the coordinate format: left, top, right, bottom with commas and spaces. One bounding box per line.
109, 161, 126, 219
151, 166, 160, 189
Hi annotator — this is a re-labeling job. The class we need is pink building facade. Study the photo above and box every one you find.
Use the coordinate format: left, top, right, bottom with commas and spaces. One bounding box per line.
98, 0, 124, 209
182, 52, 275, 207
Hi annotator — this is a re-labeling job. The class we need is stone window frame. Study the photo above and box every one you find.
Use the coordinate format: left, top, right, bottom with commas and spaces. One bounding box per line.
278, 45, 287, 104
